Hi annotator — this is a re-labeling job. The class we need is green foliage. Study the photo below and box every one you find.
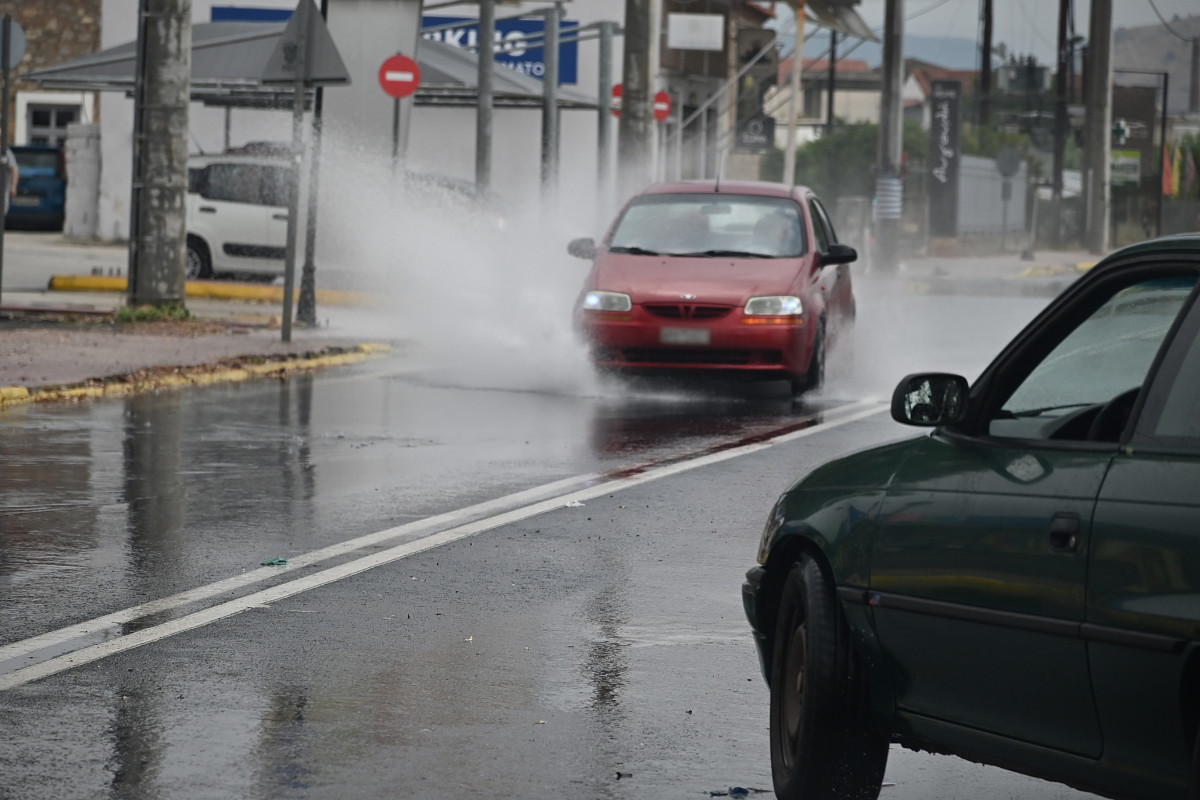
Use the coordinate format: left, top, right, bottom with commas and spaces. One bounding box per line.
114, 303, 192, 324
760, 121, 929, 201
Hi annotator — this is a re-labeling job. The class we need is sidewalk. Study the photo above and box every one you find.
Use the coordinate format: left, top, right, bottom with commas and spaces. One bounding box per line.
0, 236, 394, 405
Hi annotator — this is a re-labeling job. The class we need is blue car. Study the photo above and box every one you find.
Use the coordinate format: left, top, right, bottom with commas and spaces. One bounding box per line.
7, 145, 66, 230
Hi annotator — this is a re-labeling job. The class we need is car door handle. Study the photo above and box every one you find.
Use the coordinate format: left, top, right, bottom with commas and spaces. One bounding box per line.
1049, 513, 1080, 553
272, 213, 289, 221
199, 206, 216, 213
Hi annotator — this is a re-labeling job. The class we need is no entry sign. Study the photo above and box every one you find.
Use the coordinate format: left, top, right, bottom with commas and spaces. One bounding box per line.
378, 53, 420, 99
653, 90, 672, 122
611, 84, 622, 118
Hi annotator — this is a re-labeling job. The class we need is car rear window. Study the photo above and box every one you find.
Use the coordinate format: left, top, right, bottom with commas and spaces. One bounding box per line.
13, 149, 61, 174
609, 193, 807, 258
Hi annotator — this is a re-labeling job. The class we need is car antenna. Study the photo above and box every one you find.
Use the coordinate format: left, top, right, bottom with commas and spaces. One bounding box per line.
189, 132, 205, 155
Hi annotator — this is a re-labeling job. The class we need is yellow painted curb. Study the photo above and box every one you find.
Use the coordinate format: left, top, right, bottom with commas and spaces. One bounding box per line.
48, 275, 373, 306
1075, 261, 1097, 272
0, 342, 393, 409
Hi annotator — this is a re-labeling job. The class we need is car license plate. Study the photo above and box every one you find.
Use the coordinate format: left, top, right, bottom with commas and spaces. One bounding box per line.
11, 196, 38, 207
660, 327, 710, 345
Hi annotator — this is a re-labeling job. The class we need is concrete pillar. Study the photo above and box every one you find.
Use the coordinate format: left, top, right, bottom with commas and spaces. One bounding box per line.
64, 122, 100, 242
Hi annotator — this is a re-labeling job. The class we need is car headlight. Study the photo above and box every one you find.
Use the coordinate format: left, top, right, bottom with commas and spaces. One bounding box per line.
744, 295, 803, 316
583, 291, 632, 312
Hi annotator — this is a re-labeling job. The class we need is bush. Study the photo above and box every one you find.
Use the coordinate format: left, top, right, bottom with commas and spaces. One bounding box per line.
114, 303, 192, 324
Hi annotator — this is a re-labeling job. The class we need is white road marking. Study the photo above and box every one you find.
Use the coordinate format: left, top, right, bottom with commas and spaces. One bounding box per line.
0, 401, 885, 691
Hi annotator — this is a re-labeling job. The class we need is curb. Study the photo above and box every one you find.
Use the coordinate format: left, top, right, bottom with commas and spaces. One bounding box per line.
0, 342, 393, 409
47, 275, 373, 306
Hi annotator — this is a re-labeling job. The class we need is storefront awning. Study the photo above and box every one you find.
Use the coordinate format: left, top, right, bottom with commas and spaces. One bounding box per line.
26, 21, 597, 110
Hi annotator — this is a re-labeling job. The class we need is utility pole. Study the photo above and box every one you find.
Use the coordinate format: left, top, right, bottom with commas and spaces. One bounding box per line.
596, 20, 615, 209
875, 0, 904, 272
783, 0, 804, 186
827, 30, 836, 134
1190, 37, 1198, 113
618, 0, 653, 199
1082, 0, 1112, 254
476, 0, 494, 193
1051, 0, 1069, 247
541, 2, 561, 194
979, 0, 992, 125
129, 0, 191, 308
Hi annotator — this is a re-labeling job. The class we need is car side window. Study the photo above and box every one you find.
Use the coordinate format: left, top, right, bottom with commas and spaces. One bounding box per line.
988, 275, 1199, 441
811, 198, 839, 245
204, 163, 277, 206
808, 200, 831, 253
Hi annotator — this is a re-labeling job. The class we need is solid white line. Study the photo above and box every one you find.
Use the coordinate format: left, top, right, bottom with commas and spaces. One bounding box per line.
0, 401, 885, 691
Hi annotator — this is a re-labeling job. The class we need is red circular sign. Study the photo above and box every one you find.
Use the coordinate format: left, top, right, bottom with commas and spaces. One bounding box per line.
379, 53, 421, 99
611, 84, 622, 118
653, 90, 672, 122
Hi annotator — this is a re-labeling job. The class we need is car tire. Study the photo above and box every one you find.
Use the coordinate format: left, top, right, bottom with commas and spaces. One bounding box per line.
769, 556, 888, 800
186, 236, 213, 280
792, 323, 826, 395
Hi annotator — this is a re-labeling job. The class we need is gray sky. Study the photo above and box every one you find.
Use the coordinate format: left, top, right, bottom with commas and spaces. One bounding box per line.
786, 0, 1198, 65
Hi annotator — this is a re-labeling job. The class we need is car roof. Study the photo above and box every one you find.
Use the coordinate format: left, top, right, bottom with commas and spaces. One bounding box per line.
637, 180, 811, 201
1102, 233, 1200, 262
188, 152, 291, 166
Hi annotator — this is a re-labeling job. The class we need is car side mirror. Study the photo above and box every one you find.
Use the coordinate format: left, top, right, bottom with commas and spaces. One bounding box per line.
567, 237, 596, 260
891, 373, 970, 427
822, 243, 857, 265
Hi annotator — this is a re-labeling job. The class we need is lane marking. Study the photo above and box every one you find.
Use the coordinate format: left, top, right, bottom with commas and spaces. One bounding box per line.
0, 401, 885, 691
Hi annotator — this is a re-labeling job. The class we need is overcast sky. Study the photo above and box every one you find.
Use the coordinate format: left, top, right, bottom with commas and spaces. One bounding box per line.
783, 0, 1199, 65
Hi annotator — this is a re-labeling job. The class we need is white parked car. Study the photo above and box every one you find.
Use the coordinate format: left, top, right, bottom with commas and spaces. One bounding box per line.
186, 150, 292, 280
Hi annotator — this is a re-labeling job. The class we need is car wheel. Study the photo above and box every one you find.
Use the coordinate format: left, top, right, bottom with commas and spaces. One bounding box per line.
769, 556, 888, 800
792, 323, 826, 395
186, 236, 213, 280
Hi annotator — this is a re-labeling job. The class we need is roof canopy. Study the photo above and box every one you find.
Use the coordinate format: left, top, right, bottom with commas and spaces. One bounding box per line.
27, 21, 597, 110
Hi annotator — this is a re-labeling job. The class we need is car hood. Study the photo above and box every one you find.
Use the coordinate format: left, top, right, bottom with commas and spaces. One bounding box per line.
592, 253, 806, 305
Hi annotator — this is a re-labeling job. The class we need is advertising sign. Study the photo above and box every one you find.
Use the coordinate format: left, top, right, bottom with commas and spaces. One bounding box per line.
423, 15, 578, 84
927, 80, 962, 237
1111, 86, 1156, 177
1111, 150, 1141, 186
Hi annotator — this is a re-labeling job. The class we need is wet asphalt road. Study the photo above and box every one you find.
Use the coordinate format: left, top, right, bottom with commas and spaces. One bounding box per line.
0, 281, 1101, 799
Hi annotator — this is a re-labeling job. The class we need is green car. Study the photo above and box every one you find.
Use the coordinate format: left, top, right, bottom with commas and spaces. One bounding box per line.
743, 234, 1200, 800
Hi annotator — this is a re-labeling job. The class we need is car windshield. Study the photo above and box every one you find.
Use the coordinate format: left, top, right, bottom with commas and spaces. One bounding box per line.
1002, 276, 1199, 417
608, 193, 807, 258
14, 149, 59, 172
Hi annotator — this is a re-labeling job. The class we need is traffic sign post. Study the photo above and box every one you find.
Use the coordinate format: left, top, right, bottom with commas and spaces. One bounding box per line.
378, 54, 421, 171
653, 90, 671, 123
0, 14, 25, 306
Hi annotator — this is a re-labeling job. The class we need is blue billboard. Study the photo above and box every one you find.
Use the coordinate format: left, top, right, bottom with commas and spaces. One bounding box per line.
423, 16, 578, 85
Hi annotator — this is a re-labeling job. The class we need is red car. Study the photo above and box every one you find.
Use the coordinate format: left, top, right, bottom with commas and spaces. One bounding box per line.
570, 180, 857, 392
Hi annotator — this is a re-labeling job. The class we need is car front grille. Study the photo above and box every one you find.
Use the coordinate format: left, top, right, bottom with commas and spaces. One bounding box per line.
620, 348, 782, 366
643, 304, 732, 320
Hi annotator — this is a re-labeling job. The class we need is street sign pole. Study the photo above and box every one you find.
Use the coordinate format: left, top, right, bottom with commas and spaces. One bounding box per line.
0, 15, 11, 306
281, 0, 311, 343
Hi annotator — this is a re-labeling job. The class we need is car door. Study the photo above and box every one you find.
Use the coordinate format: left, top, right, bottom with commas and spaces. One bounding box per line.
869, 267, 1200, 758
1086, 276, 1200, 797
260, 163, 292, 268
808, 197, 852, 315
194, 162, 274, 273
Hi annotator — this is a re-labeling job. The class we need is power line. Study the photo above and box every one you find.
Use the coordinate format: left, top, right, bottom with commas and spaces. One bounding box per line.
1146, 0, 1194, 42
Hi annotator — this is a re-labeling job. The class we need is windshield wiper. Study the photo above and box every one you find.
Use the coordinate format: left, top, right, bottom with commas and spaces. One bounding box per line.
677, 249, 772, 258
608, 245, 660, 255
1007, 402, 1098, 418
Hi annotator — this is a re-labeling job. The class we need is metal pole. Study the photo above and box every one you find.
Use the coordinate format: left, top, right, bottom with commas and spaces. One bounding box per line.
1083, 0, 1112, 253
126, 0, 149, 300
1158, 71, 1168, 237
596, 20, 613, 205
476, 0, 494, 192
0, 15, 11, 301
875, 0, 904, 273
619, 0, 653, 198
281, 0, 310, 342
980, 0, 993, 125
783, 0, 804, 186
1051, 0, 1068, 247
674, 85, 684, 180
1190, 38, 1199, 114
297, 0, 328, 327
540, 2, 561, 194
826, 31, 836, 133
